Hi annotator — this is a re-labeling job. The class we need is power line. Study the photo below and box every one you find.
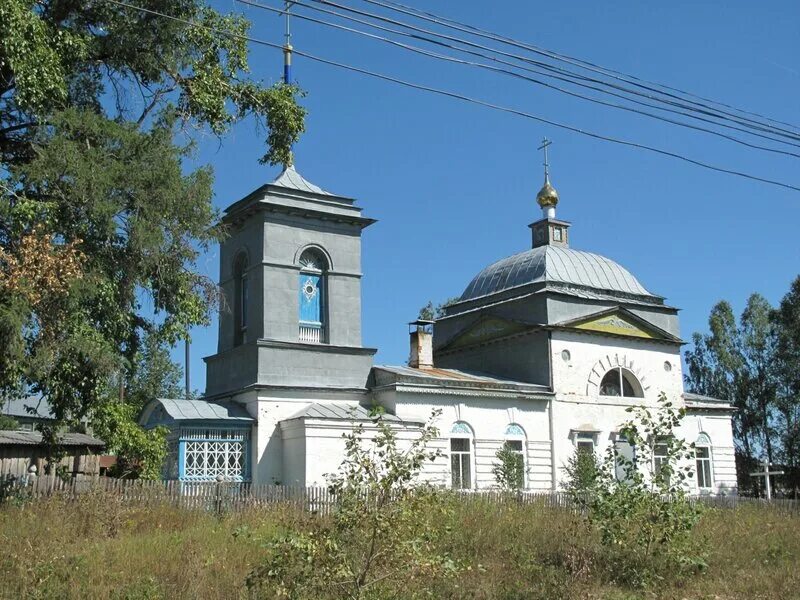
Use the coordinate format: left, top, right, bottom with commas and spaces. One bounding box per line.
306, 0, 800, 145
101, 0, 800, 193
357, 0, 800, 134
239, 0, 800, 159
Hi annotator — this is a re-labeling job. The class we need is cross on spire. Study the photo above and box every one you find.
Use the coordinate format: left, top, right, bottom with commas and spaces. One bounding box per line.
283, 1, 294, 85
538, 137, 552, 182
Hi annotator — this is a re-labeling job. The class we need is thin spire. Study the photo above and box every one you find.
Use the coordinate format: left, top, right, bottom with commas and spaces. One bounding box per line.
283, 1, 293, 84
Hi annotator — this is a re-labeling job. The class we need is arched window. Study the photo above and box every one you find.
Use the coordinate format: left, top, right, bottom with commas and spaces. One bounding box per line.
599, 368, 643, 398
501, 423, 526, 489
450, 421, 473, 490
298, 248, 328, 343
233, 254, 249, 347
695, 433, 713, 491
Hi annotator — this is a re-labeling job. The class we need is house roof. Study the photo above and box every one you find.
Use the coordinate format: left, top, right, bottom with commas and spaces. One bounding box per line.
2, 397, 53, 420
271, 165, 333, 196
287, 402, 403, 422
683, 392, 734, 411
0, 430, 104, 447
459, 245, 659, 304
140, 398, 254, 429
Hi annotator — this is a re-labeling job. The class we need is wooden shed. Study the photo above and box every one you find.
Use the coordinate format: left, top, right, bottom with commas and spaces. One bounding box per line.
0, 430, 105, 479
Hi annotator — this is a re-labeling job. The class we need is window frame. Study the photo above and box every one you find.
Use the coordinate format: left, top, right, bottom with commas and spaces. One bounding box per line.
298, 248, 329, 344
233, 253, 249, 347
599, 367, 643, 398
695, 433, 714, 492
449, 422, 474, 490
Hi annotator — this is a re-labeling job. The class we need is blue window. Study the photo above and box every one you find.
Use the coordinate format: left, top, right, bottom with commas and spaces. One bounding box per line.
177, 427, 251, 482
298, 248, 328, 343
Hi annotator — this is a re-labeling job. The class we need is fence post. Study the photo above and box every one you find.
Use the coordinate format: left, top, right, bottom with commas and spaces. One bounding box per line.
215, 475, 224, 517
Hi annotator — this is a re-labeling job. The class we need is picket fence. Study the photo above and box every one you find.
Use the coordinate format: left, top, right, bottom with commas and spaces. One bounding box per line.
3, 475, 799, 516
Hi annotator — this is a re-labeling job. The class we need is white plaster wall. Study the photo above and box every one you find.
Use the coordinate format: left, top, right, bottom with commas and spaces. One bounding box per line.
377, 389, 553, 490
549, 330, 737, 494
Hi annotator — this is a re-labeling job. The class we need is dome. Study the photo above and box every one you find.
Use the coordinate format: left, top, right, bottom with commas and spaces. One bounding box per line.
460, 245, 654, 302
536, 177, 559, 208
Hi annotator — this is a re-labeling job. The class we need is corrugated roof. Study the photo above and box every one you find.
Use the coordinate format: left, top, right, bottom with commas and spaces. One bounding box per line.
374, 366, 550, 391
287, 402, 402, 422
0, 431, 104, 447
460, 245, 655, 302
271, 165, 332, 196
683, 392, 728, 404
2, 397, 53, 420
156, 399, 254, 422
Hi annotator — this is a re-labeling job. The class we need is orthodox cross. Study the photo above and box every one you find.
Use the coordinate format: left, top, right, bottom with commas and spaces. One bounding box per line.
749, 458, 784, 501
538, 137, 552, 180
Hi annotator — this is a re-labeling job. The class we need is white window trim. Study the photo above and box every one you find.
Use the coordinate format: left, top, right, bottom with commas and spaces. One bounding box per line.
599, 367, 644, 398
449, 423, 475, 490
695, 438, 714, 492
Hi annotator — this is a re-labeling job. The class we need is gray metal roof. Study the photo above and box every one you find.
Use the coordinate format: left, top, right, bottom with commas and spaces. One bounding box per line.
152, 399, 254, 422
372, 366, 552, 394
460, 245, 655, 302
287, 402, 402, 422
0, 430, 104, 447
2, 397, 53, 420
683, 392, 728, 404
271, 165, 332, 196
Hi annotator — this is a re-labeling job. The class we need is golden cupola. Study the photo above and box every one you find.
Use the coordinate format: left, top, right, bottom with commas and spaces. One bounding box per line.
536, 174, 559, 210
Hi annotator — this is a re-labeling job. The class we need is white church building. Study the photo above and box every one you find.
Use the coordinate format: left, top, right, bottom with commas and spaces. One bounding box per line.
141, 161, 737, 495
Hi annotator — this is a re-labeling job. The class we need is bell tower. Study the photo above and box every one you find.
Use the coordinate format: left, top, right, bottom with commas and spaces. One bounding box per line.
204, 165, 377, 397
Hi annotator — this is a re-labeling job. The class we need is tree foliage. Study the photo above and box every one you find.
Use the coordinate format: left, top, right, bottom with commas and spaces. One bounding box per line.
492, 442, 525, 491
685, 286, 800, 495
247, 410, 462, 599
417, 297, 460, 321
0, 0, 306, 447
572, 393, 705, 587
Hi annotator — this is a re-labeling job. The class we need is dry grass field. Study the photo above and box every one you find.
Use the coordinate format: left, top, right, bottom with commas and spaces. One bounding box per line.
1, 491, 798, 599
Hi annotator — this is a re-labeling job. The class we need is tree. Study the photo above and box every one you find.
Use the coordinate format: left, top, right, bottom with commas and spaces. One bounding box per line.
684, 295, 779, 492
578, 394, 705, 586
562, 446, 600, 507
493, 442, 525, 491
417, 297, 460, 321
0, 1, 306, 445
247, 410, 461, 599
773, 276, 800, 496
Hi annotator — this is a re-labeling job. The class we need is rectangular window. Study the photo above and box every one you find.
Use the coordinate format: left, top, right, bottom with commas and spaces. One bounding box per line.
180, 429, 250, 481
450, 438, 472, 489
575, 433, 595, 455
614, 438, 635, 482
696, 446, 713, 489
654, 442, 669, 484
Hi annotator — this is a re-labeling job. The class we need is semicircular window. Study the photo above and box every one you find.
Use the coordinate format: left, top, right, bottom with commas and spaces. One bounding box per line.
599, 368, 643, 398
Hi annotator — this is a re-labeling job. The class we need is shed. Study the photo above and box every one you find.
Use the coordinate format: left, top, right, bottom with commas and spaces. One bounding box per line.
0, 430, 105, 479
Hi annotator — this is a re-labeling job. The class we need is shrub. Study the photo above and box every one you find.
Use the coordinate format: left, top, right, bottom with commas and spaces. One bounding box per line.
246, 410, 461, 599
493, 442, 525, 491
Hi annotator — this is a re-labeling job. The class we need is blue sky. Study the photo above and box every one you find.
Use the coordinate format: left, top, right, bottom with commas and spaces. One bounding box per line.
181, 0, 799, 392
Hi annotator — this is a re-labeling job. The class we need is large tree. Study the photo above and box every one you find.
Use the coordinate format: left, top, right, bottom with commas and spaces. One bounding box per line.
0, 0, 305, 444
684, 294, 779, 492
773, 277, 800, 495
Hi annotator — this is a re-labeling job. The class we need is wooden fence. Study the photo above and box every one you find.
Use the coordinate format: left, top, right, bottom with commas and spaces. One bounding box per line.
3, 475, 799, 516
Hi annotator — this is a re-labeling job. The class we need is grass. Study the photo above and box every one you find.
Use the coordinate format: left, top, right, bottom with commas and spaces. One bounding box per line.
1, 492, 798, 599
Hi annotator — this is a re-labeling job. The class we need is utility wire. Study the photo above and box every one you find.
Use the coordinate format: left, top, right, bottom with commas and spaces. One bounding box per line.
239, 0, 800, 158
357, 0, 800, 134
101, 0, 800, 193
307, 0, 800, 145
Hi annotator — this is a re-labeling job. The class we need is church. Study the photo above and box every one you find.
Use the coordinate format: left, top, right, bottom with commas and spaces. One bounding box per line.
140, 158, 737, 494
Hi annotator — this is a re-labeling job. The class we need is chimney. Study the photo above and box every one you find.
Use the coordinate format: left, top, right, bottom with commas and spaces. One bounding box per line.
408, 320, 434, 369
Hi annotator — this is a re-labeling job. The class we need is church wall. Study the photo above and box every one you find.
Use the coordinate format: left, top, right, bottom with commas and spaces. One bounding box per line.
218, 217, 264, 352
376, 389, 553, 490
262, 215, 364, 346
204, 343, 260, 397
548, 330, 737, 494
435, 330, 551, 385
256, 344, 374, 389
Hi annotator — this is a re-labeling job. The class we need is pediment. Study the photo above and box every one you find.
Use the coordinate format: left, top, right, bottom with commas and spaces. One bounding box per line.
445, 317, 529, 349
557, 309, 678, 342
